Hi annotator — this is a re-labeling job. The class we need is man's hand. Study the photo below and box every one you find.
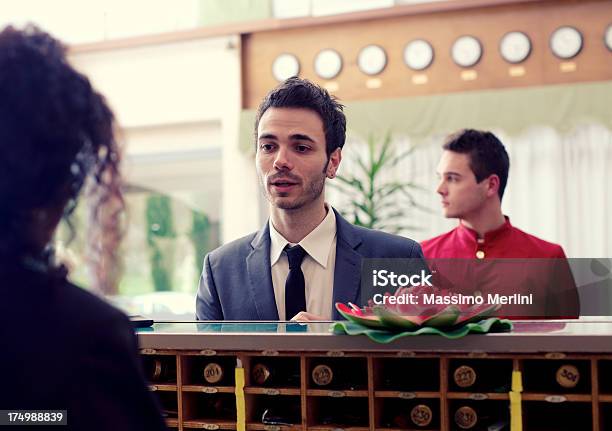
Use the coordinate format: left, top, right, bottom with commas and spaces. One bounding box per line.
290, 311, 327, 322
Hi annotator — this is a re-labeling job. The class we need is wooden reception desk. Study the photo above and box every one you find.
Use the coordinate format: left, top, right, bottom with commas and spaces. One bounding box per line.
138, 321, 612, 431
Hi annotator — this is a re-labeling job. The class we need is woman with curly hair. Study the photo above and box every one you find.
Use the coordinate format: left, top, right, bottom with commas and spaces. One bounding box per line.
0, 25, 167, 430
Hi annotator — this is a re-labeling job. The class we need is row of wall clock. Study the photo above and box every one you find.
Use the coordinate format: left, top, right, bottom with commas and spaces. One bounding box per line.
271, 23, 612, 82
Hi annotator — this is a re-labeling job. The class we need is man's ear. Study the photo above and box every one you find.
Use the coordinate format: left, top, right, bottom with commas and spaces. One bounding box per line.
486, 174, 501, 198
326, 148, 342, 178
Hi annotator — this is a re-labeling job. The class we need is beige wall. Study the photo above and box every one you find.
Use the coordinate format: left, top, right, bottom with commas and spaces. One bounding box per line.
69, 35, 261, 244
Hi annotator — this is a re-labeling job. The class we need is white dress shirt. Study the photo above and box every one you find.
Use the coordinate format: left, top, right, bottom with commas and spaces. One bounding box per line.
269, 206, 337, 320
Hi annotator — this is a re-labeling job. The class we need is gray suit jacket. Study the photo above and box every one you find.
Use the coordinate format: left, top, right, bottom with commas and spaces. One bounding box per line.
196, 210, 424, 320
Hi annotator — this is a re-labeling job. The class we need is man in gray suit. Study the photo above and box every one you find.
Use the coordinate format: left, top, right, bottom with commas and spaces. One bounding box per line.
196, 77, 424, 321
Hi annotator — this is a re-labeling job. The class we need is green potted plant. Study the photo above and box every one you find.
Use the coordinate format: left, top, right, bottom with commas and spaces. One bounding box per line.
332, 132, 429, 234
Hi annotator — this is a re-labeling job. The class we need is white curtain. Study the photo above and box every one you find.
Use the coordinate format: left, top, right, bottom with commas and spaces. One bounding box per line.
329, 124, 612, 258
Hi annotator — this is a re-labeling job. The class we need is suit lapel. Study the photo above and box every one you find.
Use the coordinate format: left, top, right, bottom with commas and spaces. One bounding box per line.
332, 210, 363, 319
246, 224, 279, 320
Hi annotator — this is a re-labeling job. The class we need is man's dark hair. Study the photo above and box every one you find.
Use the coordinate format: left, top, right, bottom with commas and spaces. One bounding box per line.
443, 129, 510, 200
254, 77, 346, 157
0, 25, 123, 270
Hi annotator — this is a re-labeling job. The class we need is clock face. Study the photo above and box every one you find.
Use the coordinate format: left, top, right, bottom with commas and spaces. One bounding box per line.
272, 53, 300, 82
500, 31, 532, 64
550, 26, 583, 59
605, 24, 612, 52
451, 35, 483, 68
314, 49, 343, 80
357, 45, 387, 76
403, 39, 434, 71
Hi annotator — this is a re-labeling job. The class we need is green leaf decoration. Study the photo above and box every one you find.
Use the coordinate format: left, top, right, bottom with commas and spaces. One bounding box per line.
331, 318, 513, 343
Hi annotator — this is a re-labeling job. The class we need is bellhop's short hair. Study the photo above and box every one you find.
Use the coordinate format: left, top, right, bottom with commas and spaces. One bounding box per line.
443, 129, 510, 200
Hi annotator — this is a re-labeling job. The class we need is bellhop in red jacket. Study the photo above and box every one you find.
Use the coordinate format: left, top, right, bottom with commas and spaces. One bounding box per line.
421, 129, 579, 318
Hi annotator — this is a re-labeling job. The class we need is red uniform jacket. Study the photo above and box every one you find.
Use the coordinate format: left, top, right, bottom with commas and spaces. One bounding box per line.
421, 218, 579, 318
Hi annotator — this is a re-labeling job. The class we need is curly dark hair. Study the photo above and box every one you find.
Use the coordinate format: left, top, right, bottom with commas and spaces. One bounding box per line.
254, 77, 346, 158
0, 25, 123, 276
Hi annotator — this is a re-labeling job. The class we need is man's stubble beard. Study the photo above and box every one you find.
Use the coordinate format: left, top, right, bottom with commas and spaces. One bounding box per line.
259, 161, 329, 211
267, 173, 326, 210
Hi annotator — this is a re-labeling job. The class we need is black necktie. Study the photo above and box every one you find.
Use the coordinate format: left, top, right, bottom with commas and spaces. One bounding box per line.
284, 245, 307, 320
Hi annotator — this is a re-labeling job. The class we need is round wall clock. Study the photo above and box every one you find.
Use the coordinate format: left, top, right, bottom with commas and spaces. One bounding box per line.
272, 53, 300, 82
550, 26, 583, 59
314, 49, 343, 80
499, 31, 532, 64
451, 35, 483, 68
605, 24, 612, 52
357, 45, 387, 76
403, 39, 434, 71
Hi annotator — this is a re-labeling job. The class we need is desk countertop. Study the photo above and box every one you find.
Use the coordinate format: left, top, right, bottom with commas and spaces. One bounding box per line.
137, 320, 612, 353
